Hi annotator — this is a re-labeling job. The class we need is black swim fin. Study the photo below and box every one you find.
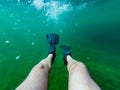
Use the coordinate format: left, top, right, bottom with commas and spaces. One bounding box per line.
46, 33, 59, 45
60, 46, 72, 65
46, 33, 59, 63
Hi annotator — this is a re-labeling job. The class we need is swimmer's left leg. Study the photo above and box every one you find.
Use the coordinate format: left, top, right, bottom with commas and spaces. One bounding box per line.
16, 33, 59, 90
16, 54, 53, 90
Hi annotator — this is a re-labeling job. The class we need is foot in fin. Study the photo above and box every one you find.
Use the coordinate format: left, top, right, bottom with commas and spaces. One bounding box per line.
60, 46, 72, 65
46, 33, 59, 63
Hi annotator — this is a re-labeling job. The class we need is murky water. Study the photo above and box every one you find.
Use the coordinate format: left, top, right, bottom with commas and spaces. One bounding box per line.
0, 0, 120, 90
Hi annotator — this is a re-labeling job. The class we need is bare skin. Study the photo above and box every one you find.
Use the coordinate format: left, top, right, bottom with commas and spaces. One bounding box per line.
67, 55, 101, 90
16, 54, 53, 90
16, 54, 101, 90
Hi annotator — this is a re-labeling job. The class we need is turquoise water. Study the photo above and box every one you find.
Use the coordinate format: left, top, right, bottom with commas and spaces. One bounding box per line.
0, 0, 120, 90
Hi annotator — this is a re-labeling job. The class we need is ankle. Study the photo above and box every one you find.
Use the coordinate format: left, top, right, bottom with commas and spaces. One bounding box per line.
48, 53, 56, 64
66, 55, 72, 62
48, 53, 53, 57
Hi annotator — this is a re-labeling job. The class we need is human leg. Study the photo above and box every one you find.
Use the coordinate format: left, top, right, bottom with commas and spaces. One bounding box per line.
67, 55, 101, 90
16, 33, 60, 90
16, 54, 53, 90
60, 46, 101, 90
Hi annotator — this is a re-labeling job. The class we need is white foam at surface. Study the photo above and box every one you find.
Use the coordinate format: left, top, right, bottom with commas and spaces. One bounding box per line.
48, 2, 71, 19
32, 0, 44, 10
32, 0, 71, 20
32, 0, 99, 20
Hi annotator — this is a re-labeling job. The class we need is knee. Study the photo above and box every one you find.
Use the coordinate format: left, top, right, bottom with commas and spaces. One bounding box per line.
76, 62, 86, 68
32, 63, 48, 73
69, 62, 86, 72
28, 63, 48, 78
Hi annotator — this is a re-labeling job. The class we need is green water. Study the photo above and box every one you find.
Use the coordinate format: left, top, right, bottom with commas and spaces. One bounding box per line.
0, 0, 120, 90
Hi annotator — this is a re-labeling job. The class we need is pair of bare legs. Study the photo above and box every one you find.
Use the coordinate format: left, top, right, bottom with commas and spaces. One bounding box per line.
16, 54, 101, 90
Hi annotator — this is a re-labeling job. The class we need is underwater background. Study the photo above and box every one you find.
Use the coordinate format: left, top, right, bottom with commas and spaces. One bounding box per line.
0, 0, 120, 90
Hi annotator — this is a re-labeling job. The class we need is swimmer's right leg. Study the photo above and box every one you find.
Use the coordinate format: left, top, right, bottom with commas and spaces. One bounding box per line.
60, 46, 101, 90
67, 55, 101, 90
